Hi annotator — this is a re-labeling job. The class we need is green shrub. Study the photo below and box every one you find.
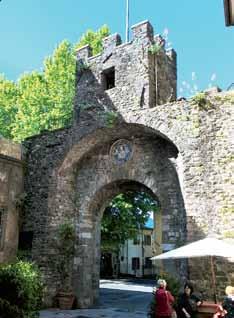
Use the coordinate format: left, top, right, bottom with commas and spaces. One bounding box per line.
104, 111, 119, 127
190, 92, 213, 110
156, 271, 181, 298
148, 43, 162, 55
0, 261, 43, 318
53, 221, 75, 291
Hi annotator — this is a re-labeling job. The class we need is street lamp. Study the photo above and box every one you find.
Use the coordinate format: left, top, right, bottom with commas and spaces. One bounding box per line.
224, 0, 234, 26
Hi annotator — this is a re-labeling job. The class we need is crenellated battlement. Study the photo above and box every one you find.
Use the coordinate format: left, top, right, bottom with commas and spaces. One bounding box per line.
102, 33, 122, 53
76, 20, 155, 60
76, 21, 176, 65
74, 20, 177, 122
131, 20, 154, 42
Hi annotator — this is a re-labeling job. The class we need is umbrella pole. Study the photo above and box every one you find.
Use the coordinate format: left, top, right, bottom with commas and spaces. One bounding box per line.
210, 256, 217, 303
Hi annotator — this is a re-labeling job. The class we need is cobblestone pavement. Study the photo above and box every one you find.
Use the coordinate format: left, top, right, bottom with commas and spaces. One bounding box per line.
40, 279, 155, 318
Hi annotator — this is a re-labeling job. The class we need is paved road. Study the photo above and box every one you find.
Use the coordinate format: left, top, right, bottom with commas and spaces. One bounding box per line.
40, 278, 155, 318
99, 279, 154, 311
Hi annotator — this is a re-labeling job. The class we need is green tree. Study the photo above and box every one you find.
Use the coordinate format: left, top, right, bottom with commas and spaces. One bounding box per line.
12, 41, 76, 141
0, 25, 110, 142
101, 191, 158, 252
0, 75, 18, 139
12, 72, 50, 141
75, 25, 110, 55
43, 40, 76, 129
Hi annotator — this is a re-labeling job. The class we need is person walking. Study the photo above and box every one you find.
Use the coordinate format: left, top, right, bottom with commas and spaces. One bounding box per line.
155, 278, 175, 318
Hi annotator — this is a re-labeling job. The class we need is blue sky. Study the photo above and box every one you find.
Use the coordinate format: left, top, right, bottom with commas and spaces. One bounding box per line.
0, 0, 233, 95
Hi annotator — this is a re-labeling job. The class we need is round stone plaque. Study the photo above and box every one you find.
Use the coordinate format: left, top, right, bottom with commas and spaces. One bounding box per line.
110, 139, 133, 165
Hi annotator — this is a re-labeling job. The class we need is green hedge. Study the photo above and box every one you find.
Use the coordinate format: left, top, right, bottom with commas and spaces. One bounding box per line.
156, 271, 181, 298
0, 261, 43, 318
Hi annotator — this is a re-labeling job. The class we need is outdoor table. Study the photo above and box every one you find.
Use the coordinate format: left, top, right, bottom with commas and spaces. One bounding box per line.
197, 301, 221, 318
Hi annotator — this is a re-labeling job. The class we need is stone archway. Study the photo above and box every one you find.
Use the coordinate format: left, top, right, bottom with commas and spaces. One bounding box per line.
78, 179, 162, 307
22, 122, 187, 307
51, 124, 187, 308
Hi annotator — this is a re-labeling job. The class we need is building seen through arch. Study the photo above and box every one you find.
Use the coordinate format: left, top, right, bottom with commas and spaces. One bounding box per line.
100, 189, 159, 279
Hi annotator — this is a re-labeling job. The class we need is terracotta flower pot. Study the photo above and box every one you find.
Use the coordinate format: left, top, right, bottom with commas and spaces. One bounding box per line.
57, 291, 75, 310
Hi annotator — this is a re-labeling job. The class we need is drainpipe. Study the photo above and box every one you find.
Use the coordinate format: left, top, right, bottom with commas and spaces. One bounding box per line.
126, 239, 129, 274
141, 228, 144, 277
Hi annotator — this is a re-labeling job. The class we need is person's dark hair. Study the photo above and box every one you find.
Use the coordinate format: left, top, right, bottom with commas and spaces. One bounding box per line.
184, 282, 194, 294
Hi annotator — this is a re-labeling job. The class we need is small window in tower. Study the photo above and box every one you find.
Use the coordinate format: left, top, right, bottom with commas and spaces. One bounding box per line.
102, 67, 115, 90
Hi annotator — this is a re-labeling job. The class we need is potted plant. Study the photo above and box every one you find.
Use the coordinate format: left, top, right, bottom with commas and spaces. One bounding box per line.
53, 221, 76, 309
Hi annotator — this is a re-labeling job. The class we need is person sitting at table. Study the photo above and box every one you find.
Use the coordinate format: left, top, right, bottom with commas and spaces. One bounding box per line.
177, 282, 202, 318
222, 285, 234, 318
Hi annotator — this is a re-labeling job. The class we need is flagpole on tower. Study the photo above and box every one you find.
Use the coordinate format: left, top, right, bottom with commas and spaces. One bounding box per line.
126, 0, 129, 42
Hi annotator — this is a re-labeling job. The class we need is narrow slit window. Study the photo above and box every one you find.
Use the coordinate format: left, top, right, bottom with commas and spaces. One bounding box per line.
18, 231, 34, 250
102, 67, 115, 90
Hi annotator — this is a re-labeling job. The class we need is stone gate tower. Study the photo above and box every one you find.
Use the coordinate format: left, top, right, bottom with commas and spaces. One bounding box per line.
16, 20, 234, 308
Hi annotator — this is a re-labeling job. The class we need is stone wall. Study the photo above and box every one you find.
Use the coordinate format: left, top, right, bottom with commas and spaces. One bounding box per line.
123, 92, 234, 241
0, 138, 24, 262
122, 92, 234, 298
0, 138, 22, 159
21, 21, 234, 307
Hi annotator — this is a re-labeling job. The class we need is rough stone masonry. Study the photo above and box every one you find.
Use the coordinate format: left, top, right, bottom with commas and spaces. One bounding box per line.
0, 20, 233, 307
0, 138, 23, 263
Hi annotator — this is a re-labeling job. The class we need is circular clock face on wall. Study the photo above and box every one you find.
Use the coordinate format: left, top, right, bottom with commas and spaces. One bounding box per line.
110, 139, 133, 165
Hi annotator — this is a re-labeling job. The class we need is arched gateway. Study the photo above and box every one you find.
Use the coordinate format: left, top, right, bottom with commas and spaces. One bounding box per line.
54, 124, 185, 307
21, 21, 233, 307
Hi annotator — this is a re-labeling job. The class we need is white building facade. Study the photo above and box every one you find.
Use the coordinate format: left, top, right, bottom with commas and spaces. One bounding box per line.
119, 226, 156, 277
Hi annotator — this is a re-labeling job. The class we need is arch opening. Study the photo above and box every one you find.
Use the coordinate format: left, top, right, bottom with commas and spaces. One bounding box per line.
100, 186, 159, 279
73, 174, 187, 308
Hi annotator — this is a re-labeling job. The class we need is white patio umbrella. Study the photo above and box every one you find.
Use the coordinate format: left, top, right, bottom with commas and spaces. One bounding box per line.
151, 237, 234, 303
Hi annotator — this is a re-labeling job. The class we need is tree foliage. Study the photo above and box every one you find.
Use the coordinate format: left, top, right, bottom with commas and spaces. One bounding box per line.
44, 40, 76, 128
0, 25, 110, 141
75, 25, 110, 56
12, 72, 50, 141
0, 75, 18, 139
101, 191, 159, 252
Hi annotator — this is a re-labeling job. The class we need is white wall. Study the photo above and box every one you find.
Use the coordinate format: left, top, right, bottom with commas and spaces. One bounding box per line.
120, 228, 156, 277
